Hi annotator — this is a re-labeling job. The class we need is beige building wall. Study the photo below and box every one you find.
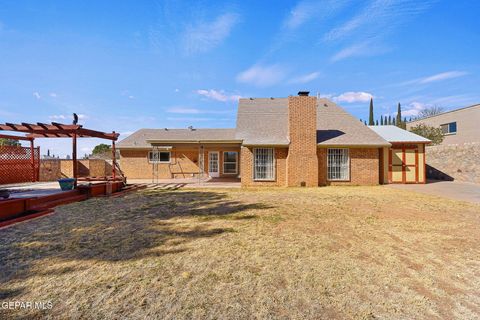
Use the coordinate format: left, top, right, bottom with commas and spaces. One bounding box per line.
119, 144, 241, 179
406, 104, 480, 145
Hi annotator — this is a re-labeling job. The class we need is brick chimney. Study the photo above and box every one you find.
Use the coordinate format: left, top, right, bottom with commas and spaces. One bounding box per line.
286, 91, 318, 187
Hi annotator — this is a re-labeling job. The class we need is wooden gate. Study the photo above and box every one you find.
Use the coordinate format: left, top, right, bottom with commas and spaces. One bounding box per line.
0, 145, 40, 184
388, 147, 419, 184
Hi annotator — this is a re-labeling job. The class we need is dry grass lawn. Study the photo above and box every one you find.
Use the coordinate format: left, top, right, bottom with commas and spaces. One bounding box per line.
1, 186, 480, 319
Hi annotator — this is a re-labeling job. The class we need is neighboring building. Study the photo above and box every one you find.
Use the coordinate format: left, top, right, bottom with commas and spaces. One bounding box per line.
406, 104, 480, 183
406, 104, 480, 145
117, 92, 430, 186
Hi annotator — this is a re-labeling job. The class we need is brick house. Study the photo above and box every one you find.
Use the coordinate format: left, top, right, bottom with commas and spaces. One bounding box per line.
117, 92, 430, 186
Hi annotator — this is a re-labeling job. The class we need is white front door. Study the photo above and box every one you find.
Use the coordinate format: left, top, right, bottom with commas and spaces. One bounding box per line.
208, 152, 219, 177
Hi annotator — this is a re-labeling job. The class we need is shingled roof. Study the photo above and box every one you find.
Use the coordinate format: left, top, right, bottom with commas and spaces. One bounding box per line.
116, 128, 238, 148
235, 97, 390, 146
118, 97, 391, 148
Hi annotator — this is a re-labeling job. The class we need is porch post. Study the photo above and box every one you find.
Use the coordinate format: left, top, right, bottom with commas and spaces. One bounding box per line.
30, 139, 35, 182
72, 132, 78, 188
112, 134, 116, 180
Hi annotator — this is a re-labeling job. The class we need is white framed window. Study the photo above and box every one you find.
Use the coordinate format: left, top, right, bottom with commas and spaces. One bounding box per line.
254, 148, 275, 180
327, 148, 350, 181
148, 151, 170, 163
440, 122, 457, 135
223, 151, 238, 174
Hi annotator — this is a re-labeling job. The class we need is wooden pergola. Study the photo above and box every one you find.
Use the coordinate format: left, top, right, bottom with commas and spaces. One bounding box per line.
0, 122, 119, 187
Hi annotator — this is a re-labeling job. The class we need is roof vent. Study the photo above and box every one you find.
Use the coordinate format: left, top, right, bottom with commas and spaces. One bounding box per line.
270, 97, 274, 100
188, 126, 195, 131
298, 91, 310, 96
164, 128, 168, 131
249, 97, 254, 100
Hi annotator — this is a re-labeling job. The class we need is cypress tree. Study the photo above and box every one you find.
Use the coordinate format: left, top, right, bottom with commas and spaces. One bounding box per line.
392, 117, 396, 126
388, 115, 391, 125
403, 117, 407, 129
396, 103, 402, 127
375, 119, 379, 126
368, 98, 374, 125
380, 115, 384, 125
364, 120, 367, 125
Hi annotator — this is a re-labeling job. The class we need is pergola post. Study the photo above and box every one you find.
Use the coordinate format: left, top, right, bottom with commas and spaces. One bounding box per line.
112, 132, 116, 180
72, 132, 77, 188
30, 139, 35, 182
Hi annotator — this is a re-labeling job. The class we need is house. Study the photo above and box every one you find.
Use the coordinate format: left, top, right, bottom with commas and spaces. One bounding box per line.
406, 104, 480, 145
117, 92, 430, 186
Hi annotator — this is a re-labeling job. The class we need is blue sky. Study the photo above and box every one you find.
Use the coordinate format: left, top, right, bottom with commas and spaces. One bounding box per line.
0, 0, 479, 156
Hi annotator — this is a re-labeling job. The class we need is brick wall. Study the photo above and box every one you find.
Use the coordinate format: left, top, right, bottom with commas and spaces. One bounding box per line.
286, 95, 319, 187
318, 148, 379, 186
240, 146, 287, 187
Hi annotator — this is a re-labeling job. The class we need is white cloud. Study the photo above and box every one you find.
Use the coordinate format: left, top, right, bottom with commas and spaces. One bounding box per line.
284, 0, 350, 30
419, 71, 468, 84
397, 71, 469, 86
333, 91, 373, 103
166, 117, 229, 122
182, 13, 240, 54
81, 147, 93, 153
120, 131, 134, 136
288, 71, 320, 84
402, 102, 429, 116
49, 114, 87, 121
166, 107, 202, 114
49, 92, 57, 98
175, 89, 180, 92
128, 95, 135, 99
33, 92, 41, 99
195, 89, 242, 102
330, 41, 389, 62
166, 106, 230, 115
236, 64, 286, 87
324, 0, 434, 43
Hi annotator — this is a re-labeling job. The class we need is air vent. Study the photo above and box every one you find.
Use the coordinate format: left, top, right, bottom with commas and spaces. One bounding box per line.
298, 91, 310, 96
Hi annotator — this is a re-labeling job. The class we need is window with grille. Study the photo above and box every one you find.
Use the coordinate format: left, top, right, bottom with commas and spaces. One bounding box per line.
223, 151, 238, 174
254, 148, 275, 180
327, 148, 349, 181
440, 122, 457, 135
148, 151, 170, 163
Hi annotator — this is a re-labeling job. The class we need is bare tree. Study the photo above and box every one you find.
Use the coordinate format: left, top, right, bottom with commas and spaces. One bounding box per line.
418, 105, 444, 119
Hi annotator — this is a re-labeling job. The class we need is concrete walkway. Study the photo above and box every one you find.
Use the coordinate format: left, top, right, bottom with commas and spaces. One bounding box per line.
127, 177, 241, 188
387, 180, 480, 204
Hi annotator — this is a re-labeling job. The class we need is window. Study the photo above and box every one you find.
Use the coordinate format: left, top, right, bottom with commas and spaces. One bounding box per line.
327, 148, 350, 181
148, 151, 170, 163
440, 122, 457, 135
223, 151, 238, 174
254, 148, 275, 180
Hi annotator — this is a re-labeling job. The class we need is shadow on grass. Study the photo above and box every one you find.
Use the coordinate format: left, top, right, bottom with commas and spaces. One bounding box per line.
0, 190, 271, 283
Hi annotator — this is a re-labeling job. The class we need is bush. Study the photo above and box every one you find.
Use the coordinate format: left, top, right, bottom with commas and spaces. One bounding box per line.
409, 124, 444, 145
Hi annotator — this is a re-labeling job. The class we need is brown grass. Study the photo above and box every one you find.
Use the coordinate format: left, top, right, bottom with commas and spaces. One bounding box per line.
1, 186, 480, 319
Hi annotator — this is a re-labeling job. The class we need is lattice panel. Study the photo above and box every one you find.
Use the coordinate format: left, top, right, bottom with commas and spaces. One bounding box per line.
0, 146, 40, 185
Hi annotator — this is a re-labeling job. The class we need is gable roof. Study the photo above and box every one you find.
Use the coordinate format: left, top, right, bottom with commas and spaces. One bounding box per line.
236, 97, 390, 146
368, 125, 431, 143
316, 99, 390, 146
116, 128, 238, 148
235, 98, 290, 145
